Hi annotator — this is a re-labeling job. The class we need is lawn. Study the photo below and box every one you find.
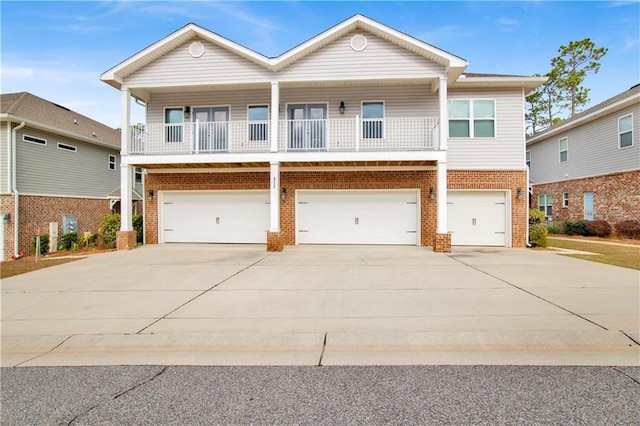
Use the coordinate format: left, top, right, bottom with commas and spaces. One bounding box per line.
547, 237, 640, 270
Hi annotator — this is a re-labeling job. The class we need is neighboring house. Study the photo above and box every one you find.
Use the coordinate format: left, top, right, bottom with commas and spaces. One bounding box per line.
100, 15, 545, 252
527, 84, 639, 226
0, 92, 142, 261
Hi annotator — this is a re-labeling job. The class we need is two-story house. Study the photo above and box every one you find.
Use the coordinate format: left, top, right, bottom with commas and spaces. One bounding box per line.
101, 15, 545, 252
528, 84, 639, 226
0, 92, 142, 260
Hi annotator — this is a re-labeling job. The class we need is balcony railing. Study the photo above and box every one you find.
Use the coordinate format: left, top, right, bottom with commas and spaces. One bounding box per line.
128, 117, 439, 155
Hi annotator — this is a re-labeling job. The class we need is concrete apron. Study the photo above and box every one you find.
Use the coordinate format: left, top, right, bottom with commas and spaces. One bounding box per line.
2, 244, 639, 367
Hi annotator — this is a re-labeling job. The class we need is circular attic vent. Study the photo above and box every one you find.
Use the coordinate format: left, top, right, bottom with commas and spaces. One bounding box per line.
189, 41, 205, 58
350, 34, 368, 52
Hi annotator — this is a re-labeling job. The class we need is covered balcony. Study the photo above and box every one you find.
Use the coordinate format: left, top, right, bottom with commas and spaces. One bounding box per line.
127, 116, 440, 155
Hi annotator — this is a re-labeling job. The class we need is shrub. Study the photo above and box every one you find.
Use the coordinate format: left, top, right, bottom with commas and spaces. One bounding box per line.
585, 220, 612, 238
32, 233, 50, 255
133, 214, 144, 244
530, 223, 548, 247
99, 213, 121, 248
61, 232, 78, 250
547, 224, 559, 234
565, 220, 592, 236
82, 232, 98, 248
615, 220, 640, 239
529, 209, 545, 225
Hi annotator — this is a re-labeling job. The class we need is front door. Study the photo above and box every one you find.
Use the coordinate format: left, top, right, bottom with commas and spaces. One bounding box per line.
193, 107, 229, 152
583, 192, 594, 220
287, 104, 327, 150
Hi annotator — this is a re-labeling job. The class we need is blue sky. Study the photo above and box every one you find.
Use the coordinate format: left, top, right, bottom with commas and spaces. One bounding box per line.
2, 1, 638, 127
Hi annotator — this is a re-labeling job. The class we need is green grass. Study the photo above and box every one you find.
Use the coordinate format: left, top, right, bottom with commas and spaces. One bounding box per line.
547, 237, 640, 270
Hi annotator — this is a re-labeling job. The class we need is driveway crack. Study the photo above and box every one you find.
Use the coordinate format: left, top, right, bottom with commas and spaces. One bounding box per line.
447, 254, 609, 331
612, 367, 640, 386
619, 331, 640, 346
317, 332, 328, 366
15, 335, 75, 367
136, 254, 272, 334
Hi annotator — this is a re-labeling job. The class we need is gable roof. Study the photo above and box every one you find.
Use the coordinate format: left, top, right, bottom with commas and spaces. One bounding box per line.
527, 83, 640, 145
0, 92, 120, 149
101, 14, 469, 89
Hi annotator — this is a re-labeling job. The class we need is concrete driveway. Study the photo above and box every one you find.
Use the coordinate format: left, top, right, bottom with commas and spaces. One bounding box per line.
1, 244, 638, 366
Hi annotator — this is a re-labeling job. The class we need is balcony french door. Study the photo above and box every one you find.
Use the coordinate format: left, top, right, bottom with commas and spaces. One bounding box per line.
287, 104, 327, 150
193, 106, 229, 152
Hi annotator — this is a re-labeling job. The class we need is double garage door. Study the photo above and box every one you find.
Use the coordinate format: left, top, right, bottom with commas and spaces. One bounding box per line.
160, 190, 418, 245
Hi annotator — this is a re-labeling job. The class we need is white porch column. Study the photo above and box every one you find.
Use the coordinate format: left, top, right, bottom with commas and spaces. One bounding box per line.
120, 164, 133, 232
270, 81, 279, 152
438, 76, 448, 150
269, 161, 280, 232
121, 87, 131, 155
437, 160, 448, 233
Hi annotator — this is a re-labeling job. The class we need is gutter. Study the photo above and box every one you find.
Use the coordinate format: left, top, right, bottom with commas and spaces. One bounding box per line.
11, 121, 26, 258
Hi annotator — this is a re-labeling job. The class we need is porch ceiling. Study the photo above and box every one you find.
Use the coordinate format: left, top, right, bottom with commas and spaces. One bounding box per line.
142, 160, 436, 170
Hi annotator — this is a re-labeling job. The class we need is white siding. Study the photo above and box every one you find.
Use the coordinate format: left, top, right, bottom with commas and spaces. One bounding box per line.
447, 89, 526, 170
15, 127, 120, 197
0, 123, 8, 194
529, 103, 640, 183
279, 31, 444, 81
146, 85, 439, 124
126, 39, 272, 87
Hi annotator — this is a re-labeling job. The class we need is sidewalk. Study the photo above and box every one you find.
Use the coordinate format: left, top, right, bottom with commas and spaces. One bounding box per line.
548, 236, 640, 248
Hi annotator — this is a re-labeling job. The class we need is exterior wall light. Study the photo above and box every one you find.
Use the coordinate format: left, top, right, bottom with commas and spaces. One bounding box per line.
339, 101, 345, 115
516, 187, 522, 199
2, 213, 10, 224
148, 190, 154, 201
184, 106, 191, 119
429, 187, 435, 200
281, 188, 287, 201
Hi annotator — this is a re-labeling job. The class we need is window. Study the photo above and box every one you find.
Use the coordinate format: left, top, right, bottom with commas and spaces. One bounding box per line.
57, 143, 77, 152
134, 167, 143, 184
164, 107, 183, 143
538, 194, 552, 217
619, 114, 633, 148
526, 150, 531, 169
448, 99, 495, 138
108, 155, 116, 170
248, 105, 269, 142
562, 192, 569, 208
23, 134, 47, 145
559, 137, 568, 163
362, 101, 384, 139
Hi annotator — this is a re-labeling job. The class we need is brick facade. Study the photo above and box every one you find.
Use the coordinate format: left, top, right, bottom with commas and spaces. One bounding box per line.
532, 170, 640, 226
116, 230, 137, 250
0, 194, 111, 261
144, 168, 528, 250
434, 233, 452, 252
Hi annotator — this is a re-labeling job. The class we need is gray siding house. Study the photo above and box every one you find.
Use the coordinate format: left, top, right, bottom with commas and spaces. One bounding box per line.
0, 92, 142, 260
101, 15, 545, 252
527, 84, 639, 225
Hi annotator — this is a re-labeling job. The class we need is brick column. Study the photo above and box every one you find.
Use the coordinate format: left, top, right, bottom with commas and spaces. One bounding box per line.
266, 231, 283, 252
434, 233, 452, 253
116, 230, 137, 250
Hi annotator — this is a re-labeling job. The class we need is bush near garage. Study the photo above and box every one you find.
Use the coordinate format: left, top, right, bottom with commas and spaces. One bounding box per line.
61, 232, 78, 250
529, 209, 548, 247
133, 214, 143, 244
585, 220, 612, 238
615, 220, 640, 239
99, 213, 121, 248
565, 220, 593, 236
32, 233, 50, 255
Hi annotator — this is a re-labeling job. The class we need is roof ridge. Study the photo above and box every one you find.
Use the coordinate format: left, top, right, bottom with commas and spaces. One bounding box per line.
6, 92, 29, 115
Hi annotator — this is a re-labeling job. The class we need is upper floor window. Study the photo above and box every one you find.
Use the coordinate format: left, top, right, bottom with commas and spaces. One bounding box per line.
619, 114, 633, 148
57, 143, 77, 152
248, 105, 269, 142
538, 194, 552, 218
526, 150, 531, 169
108, 155, 116, 171
164, 107, 183, 143
559, 137, 568, 163
448, 99, 495, 138
134, 167, 143, 184
562, 192, 569, 208
23, 134, 47, 146
362, 101, 384, 139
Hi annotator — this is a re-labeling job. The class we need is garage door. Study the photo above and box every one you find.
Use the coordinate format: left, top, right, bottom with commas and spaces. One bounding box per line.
297, 190, 418, 245
447, 191, 507, 246
161, 191, 269, 243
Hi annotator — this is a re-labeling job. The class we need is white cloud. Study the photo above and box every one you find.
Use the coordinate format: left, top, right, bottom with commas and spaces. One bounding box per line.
497, 17, 519, 32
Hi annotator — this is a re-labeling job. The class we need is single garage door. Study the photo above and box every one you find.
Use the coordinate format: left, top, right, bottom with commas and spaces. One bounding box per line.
297, 190, 418, 245
161, 191, 269, 243
447, 191, 507, 246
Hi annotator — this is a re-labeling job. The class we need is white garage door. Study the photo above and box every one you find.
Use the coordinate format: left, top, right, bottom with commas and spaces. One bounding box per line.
447, 191, 507, 246
297, 190, 418, 245
161, 191, 270, 243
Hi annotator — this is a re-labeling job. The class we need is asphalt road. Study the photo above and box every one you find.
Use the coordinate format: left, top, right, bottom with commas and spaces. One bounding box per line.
2, 365, 639, 425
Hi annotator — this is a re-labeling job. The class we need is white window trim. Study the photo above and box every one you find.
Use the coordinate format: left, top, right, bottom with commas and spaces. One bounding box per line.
247, 104, 269, 142
526, 150, 531, 169
562, 192, 569, 208
361, 100, 385, 140
164, 106, 185, 123
559, 137, 568, 163
22, 134, 47, 146
538, 193, 552, 217
134, 167, 143, 183
108, 154, 116, 171
57, 142, 77, 152
618, 113, 634, 149
448, 99, 496, 139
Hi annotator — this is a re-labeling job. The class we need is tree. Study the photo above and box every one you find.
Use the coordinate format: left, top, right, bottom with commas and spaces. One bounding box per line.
525, 71, 568, 135
551, 38, 608, 117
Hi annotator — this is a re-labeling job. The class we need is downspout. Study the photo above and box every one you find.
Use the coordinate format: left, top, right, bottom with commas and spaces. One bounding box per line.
526, 164, 531, 247
11, 121, 26, 258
